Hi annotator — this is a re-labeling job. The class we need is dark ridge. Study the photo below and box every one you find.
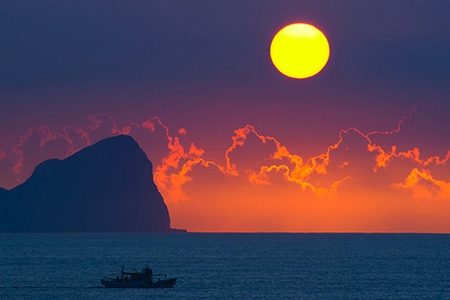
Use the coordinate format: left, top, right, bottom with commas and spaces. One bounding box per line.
0, 135, 186, 233
0, 187, 8, 197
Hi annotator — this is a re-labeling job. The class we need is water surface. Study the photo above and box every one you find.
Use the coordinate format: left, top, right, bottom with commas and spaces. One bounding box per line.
1, 233, 450, 299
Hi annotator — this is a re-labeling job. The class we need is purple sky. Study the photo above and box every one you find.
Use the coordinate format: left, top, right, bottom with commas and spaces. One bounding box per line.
1, 1, 450, 231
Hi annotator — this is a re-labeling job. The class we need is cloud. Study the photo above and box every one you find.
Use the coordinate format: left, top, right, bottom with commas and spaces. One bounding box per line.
2, 103, 450, 231
159, 103, 450, 208
394, 168, 450, 200
12, 126, 72, 177
1, 114, 216, 200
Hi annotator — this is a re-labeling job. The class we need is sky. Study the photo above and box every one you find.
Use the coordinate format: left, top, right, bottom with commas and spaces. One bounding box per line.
1, 0, 450, 232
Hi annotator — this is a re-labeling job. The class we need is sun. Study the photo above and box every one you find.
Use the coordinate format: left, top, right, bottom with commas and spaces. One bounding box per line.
270, 23, 330, 79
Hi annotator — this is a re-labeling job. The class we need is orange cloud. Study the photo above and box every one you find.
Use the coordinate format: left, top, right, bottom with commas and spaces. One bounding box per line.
3, 103, 450, 232
394, 168, 450, 200
7, 104, 449, 204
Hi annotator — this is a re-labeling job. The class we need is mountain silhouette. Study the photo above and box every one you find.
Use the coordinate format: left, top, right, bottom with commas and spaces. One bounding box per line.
0, 135, 185, 233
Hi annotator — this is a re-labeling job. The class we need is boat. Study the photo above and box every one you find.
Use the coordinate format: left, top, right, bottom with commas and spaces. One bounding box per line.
100, 265, 177, 288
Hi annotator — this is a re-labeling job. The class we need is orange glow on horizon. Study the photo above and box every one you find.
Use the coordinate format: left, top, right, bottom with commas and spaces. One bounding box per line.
5, 104, 450, 233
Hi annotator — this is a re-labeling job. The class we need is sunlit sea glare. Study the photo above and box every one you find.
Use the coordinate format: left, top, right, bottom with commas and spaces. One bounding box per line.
1, 233, 450, 299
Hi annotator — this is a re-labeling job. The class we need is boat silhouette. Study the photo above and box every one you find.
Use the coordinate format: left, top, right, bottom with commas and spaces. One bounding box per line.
101, 265, 176, 288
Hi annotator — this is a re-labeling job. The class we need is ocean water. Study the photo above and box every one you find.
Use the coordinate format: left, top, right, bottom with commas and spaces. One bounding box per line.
1, 233, 450, 299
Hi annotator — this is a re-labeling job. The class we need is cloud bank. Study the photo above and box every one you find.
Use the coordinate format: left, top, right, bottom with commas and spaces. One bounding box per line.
1, 103, 450, 231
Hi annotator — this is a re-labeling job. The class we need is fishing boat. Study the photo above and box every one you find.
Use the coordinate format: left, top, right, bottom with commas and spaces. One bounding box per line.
100, 265, 177, 288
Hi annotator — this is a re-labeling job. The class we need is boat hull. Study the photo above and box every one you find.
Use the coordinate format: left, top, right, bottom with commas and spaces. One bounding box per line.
100, 278, 176, 288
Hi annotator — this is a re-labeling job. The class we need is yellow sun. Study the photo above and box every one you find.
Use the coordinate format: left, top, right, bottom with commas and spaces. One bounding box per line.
270, 23, 330, 79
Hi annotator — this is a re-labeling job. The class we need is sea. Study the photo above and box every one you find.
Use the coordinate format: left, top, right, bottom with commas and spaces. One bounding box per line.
1, 233, 450, 299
